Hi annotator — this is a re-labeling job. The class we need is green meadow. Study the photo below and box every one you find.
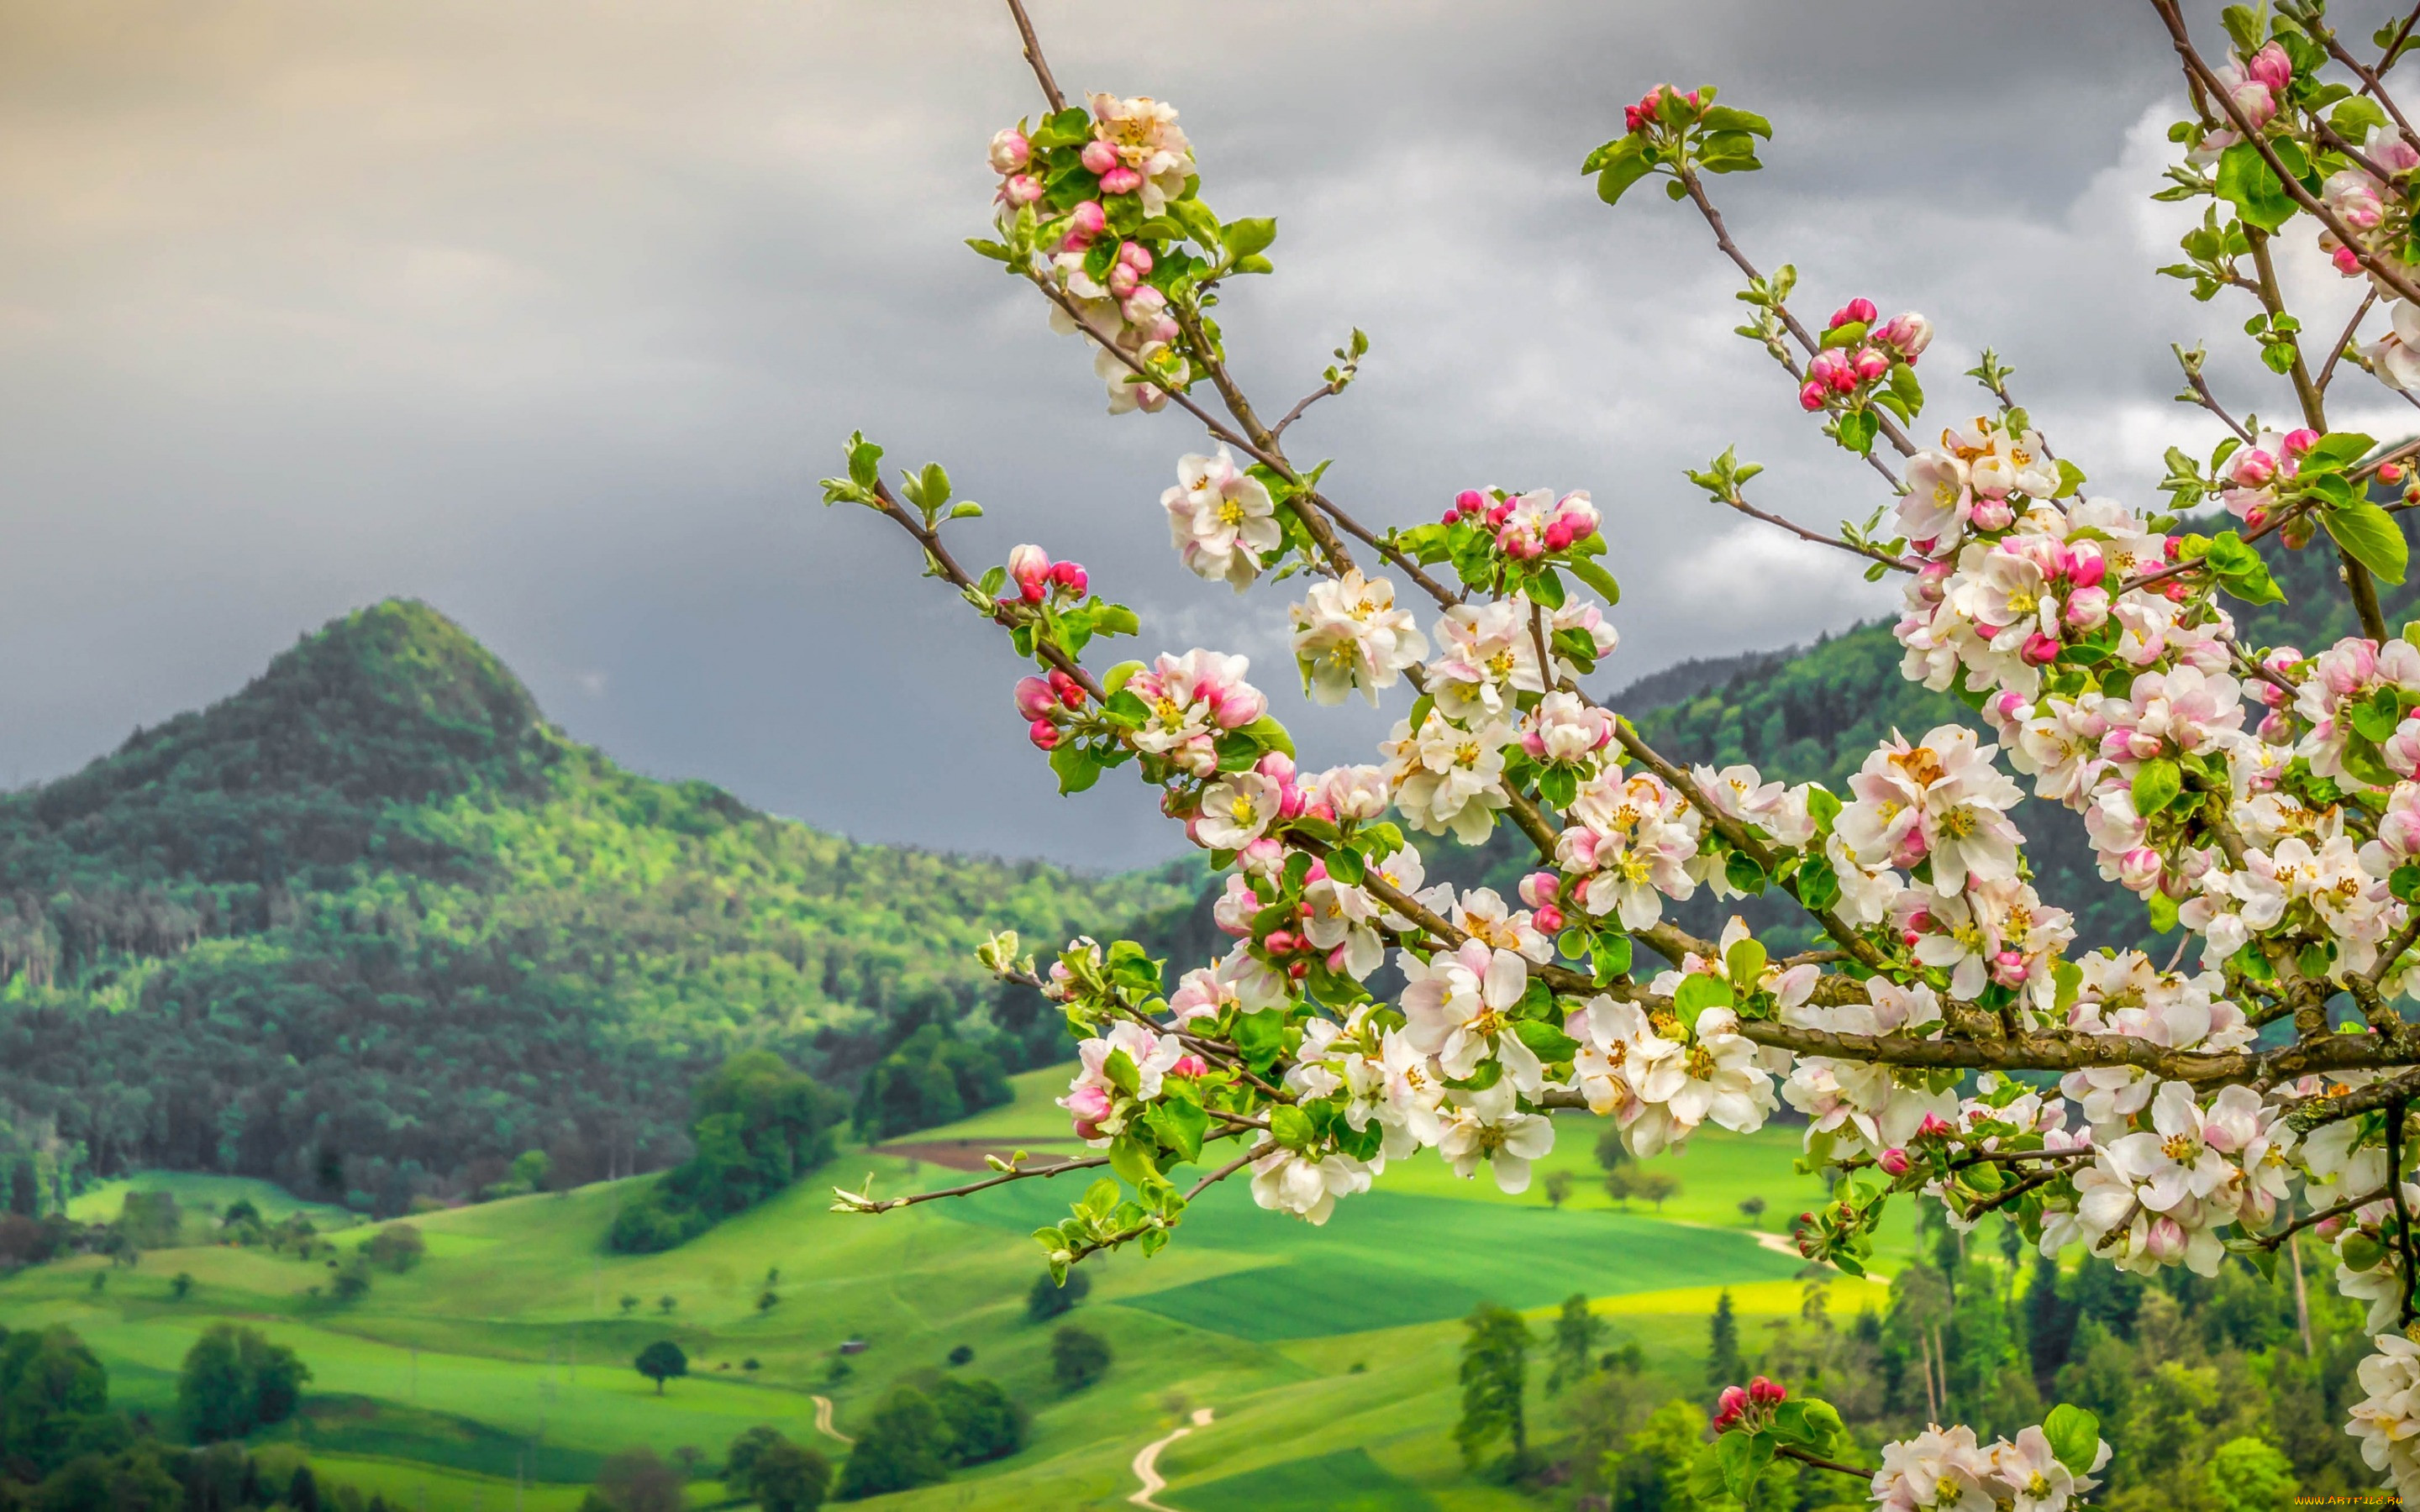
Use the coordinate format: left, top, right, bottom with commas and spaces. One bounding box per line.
0, 1067, 1909, 1508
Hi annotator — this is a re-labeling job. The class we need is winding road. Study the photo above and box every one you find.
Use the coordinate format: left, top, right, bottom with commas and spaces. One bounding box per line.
1128, 1406, 1214, 1510
810, 1394, 854, 1446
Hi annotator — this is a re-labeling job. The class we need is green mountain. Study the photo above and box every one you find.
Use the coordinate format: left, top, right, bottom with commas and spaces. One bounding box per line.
0, 601, 1193, 1213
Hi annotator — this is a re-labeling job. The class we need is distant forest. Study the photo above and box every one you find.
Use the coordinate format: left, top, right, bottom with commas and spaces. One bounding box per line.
0, 601, 1192, 1215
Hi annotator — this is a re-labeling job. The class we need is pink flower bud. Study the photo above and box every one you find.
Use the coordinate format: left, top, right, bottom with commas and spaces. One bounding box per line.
1263, 928, 1297, 955
1828, 297, 1877, 330
1014, 675, 1058, 720
1068, 200, 1107, 240
989, 129, 1032, 175
2336, 243, 2365, 276
1119, 240, 1154, 273
2021, 632, 2062, 666
1534, 904, 1565, 933
1808, 348, 1856, 392
1108, 262, 1141, 297
1970, 497, 2015, 532
1327, 944, 1352, 973
1519, 872, 1561, 910
1080, 139, 1119, 175
1099, 166, 1143, 196
1876, 312, 1933, 359
1004, 174, 1044, 206
2383, 462, 2408, 485
2282, 428, 2320, 458
1287, 958, 1310, 980
2064, 586, 2111, 631
1486, 500, 1516, 528
1050, 559, 1089, 596
1170, 1054, 1209, 1079
1879, 1147, 1912, 1176
2248, 39, 2293, 92
1749, 1377, 1786, 1405
1007, 543, 1051, 595
1991, 949, 2030, 986
1718, 1385, 1749, 1417
1544, 521, 1576, 553
1048, 668, 1086, 706
2067, 551, 2107, 590
1028, 718, 1060, 751
1798, 380, 1827, 412
1852, 345, 1891, 382
2145, 1215, 2186, 1263
1916, 1113, 1955, 1141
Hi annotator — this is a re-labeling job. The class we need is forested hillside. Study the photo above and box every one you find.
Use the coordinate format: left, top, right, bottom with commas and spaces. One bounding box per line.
0, 601, 1192, 1214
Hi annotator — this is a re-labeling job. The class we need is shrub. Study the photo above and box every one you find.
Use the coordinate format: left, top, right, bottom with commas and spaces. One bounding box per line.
1050, 1325, 1111, 1392
176, 1323, 310, 1441
834, 1385, 950, 1499
361, 1223, 425, 1273
931, 1377, 1028, 1466
1025, 1266, 1089, 1322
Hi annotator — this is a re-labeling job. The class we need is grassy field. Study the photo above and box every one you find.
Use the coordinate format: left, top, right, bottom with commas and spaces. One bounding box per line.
0, 1065, 1909, 1508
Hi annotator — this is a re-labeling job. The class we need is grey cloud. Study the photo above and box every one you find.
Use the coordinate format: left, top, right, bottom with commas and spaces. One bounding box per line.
0, 1, 2344, 867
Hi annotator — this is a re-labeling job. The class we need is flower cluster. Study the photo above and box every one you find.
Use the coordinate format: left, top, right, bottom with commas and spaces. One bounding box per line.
1870, 1421, 2109, 1512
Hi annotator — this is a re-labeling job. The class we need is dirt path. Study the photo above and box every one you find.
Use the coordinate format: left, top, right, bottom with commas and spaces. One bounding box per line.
810, 1394, 854, 1446
1128, 1406, 1213, 1510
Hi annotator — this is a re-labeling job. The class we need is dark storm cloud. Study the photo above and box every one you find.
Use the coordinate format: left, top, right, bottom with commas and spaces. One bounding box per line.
0, 2, 2381, 867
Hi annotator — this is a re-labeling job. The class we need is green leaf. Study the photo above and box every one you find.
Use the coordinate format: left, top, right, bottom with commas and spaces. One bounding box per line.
1794, 856, 1840, 913
1102, 659, 1145, 696
2392, 862, 2420, 903
1717, 1431, 1776, 1500
2041, 1404, 2102, 1477
1837, 409, 1880, 455
1592, 932, 1635, 981
1222, 217, 1277, 260
1566, 555, 1623, 606
1144, 1097, 1208, 1163
1269, 1104, 1317, 1153
1238, 715, 1296, 758
1695, 130, 1762, 173
1819, 320, 1868, 351
2215, 139, 2299, 232
1672, 973, 1734, 1034
1513, 1019, 1581, 1062
1102, 689, 1150, 727
1725, 937, 1769, 994
1725, 850, 1767, 895
1233, 1009, 1286, 1073
2334, 97, 2392, 139
1049, 741, 1102, 795
2131, 757, 2182, 817
2324, 499, 2410, 585
847, 432, 884, 490
2054, 459, 2087, 499
1323, 846, 1365, 885
1107, 1135, 1156, 1186
1092, 603, 1142, 638
2300, 431, 2377, 473
1580, 137, 1633, 175
1698, 106, 1771, 139
1597, 143, 1657, 206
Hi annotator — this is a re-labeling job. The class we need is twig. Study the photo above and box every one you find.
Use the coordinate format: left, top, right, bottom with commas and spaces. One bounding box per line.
2177, 365, 2255, 444
2252, 1183, 2393, 1249
848, 1152, 1112, 1213
1002, 0, 1066, 113
1718, 490, 1915, 574
2323, 8, 2420, 150
1269, 382, 1339, 443
1776, 1445, 1876, 1482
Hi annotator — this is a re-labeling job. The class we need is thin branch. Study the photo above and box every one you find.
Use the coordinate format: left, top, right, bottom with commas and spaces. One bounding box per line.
1717, 489, 1916, 574
846, 1152, 1112, 1214
1776, 1445, 1876, 1482
1002, 0, 1067, 113
2252, 1183, 2394, 1249
1269, 381, 1341, 442
2177, 362, 2256, 444
2322, 9, 2420, 150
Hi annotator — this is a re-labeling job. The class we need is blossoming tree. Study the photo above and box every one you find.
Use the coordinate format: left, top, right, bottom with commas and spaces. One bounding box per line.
819, 1, 2420, 1502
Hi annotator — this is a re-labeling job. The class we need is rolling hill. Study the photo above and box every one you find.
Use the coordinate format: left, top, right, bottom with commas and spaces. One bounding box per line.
0, 601, 1194, 1211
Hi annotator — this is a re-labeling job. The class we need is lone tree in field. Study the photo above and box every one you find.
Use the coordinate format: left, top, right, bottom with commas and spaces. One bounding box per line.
1548, 1293, 1606, 1396
1049, 1324, 1111, 1392
1455, 1303, 1534, 1472
1738, 1195, 1768, 1228
819, 1, 2420, 1502
177, 1323, 310, 1441
1024, 1266, 1088, 1322
1542, 1169, 1573, 1210
634, 1339, 687, 1396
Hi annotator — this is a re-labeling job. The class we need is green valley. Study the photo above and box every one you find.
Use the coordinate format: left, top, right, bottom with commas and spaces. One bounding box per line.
0, 1066, 1888, 1509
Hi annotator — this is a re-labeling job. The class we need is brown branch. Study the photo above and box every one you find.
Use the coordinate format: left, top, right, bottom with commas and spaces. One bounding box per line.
847, 1152, 1112, 1214
2178, 364, 2255, 444
1775, 1445, 1875, 1482
2253, 1183, 2394, 1249
1002, 0, 1067, 113
2286, 1065, 2420, 1131
1716, 488, 1915, 573
2391, 1098, 2417, 1326
2322, 10, 2420, 150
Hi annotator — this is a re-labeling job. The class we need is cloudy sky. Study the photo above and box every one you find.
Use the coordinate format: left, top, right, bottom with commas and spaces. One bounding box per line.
1, 2, 2408, 869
